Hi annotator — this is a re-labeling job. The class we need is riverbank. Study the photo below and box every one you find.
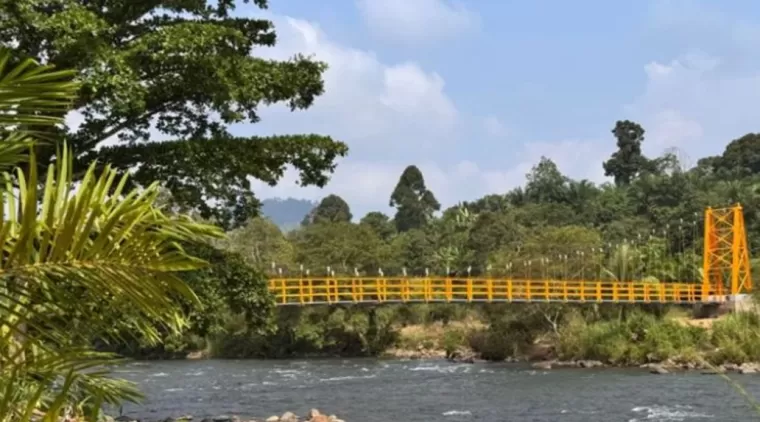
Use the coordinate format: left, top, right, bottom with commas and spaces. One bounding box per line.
161, 304, 760, 372
379, 309, 760, 372
111, 408, 344, 422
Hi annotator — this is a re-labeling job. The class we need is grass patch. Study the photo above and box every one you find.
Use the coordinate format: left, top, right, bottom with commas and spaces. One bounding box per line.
556, 310, 708, 365
709, 312, 760, 364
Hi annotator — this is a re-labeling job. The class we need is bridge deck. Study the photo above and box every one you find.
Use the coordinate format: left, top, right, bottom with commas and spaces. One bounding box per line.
267, 278, 721, 306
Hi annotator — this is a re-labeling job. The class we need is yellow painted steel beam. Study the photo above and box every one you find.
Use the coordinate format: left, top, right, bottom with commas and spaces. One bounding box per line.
266, 278, 719, 306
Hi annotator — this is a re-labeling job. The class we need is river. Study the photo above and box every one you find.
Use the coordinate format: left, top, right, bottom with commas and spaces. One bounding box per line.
115, 359, 760, 421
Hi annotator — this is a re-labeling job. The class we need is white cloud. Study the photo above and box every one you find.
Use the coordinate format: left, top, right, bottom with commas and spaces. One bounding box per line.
248, 16, 459, 156
356, 0, 478, 44
242, 13, 617, 218
380, 64, 456, 120
646, 109, 703, 150
626, 50, 760, 160
483, 115, 508, 138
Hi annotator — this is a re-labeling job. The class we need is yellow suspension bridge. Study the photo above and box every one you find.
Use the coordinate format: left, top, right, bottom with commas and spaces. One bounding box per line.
267, 205, 753, 306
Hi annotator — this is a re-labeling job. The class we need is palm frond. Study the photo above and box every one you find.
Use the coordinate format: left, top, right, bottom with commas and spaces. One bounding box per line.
0, 48, 79, 131
0, 146, 223, 418
0, 47, 222, 420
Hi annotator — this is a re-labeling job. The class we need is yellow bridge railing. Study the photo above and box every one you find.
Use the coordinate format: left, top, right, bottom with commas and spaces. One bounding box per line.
267, 278, 717, 306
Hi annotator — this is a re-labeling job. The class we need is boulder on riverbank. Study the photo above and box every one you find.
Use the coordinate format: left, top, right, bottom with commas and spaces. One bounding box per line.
383, 346, 446, 360
529, 359, 604, 370
264, 409, 345, 422
109, 409, 346, 422
445, 346, 484, 364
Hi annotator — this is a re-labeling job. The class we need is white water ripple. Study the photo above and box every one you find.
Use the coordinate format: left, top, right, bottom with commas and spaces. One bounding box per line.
629, 405, 712, 421
443, 410, 472, 417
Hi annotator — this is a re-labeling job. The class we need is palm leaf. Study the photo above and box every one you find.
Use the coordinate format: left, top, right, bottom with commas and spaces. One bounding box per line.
0, 147, 223, 418
0, 48, 222, 419
0, 48, 79, 130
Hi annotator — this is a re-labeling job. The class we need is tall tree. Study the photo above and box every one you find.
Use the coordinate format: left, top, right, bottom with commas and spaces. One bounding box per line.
302, 194, 352, 225
390, 165, 440, 232
603, 120, 650, 186
525, 157, 569, 204
712, 133, 760, 178
1, 0, 348, 229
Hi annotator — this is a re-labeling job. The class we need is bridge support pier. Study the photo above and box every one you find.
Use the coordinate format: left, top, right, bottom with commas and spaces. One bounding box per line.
692, 294, 755, 318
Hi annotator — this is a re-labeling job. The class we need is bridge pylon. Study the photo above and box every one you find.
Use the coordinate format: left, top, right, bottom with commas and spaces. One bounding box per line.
702, 204, 752, 298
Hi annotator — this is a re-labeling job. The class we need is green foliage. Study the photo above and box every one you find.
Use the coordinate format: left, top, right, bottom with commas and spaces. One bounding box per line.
390, 165, 441, 232
182, 243, 275, 336
212, 306, 399, 358
710, 313, 760, 364
556, 310, 708, 365
98, 242, 276, 359
290, 221, 385, 274
0, 47, 220, 420
225, 216, 296, 269
303, 194, 353, 225
360, 211, 396, 241
212, 134, 760, 361
1, 0, 348, 229
603, 120, 652, 186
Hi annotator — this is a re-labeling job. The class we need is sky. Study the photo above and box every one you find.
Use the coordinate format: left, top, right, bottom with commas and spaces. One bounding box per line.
193, 1, 760, 217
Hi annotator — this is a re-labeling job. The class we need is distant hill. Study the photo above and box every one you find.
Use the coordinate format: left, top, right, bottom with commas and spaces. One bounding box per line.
260, 197, 316, 231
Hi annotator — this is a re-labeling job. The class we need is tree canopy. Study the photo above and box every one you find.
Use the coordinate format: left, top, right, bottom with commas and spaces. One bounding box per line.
603, 120, 651, 186
390, 165, 440, 232
1, 0, 348, 229
303, 194, 353, 225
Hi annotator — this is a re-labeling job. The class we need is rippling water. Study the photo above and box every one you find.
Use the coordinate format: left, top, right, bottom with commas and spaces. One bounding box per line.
115, 359, 760, 421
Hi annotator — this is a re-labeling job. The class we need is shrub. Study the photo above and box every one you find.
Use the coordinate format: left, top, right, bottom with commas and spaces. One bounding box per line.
710, 312, 760, 364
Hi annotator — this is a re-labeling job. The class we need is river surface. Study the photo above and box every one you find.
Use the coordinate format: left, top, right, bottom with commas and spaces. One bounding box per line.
115, 359, 760, 421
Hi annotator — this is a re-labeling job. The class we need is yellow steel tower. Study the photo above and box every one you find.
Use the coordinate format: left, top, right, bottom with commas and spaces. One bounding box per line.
703, 204, 752, 298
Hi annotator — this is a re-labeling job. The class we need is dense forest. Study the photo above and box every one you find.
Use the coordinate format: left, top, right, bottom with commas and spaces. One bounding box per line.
105, 123, 760, 366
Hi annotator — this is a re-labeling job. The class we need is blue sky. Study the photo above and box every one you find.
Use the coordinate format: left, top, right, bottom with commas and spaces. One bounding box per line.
235, 0, 760, 218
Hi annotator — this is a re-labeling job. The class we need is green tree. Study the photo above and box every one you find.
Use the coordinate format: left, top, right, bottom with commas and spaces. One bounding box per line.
291, 222, 383, 274
465, 211, 521, 270
712, 133, 760, 178
359, 211, 396, 241
303, 194, 353, 225
1, 0, 348, 229
225, 217, 296, 270
390, 229, 436, 274
390, 165, 440, 232
525, 157, 569, 203
603, 120, 650, 185
182, 243, 275, 336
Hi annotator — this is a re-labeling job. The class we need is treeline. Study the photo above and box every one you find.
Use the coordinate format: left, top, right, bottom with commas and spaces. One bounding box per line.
106, 122, 760, 363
